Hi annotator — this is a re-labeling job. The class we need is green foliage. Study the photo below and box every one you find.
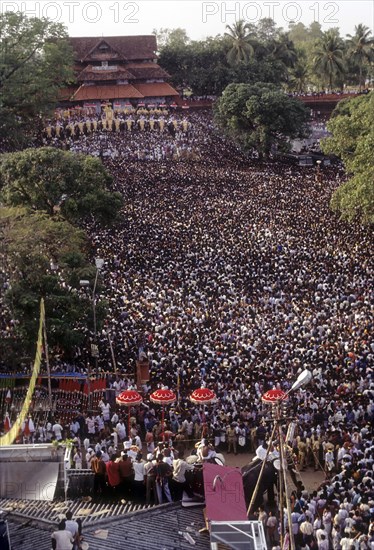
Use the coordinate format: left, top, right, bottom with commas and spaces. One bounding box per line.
346, 25, 374, 90
0, 147, 123, 224
256, 18, 280, 42
215, 82, 310, 158
153, 27, 190, 50
158, 21, 305, 95
0, 12, 74, 149
313, 29, 346, 89
224, 20, 255, 66
288, 49, 309, 93
321, 93, 374, 223
0, 207, 96, 357
156, 19, 372, 95
288, 21, 323, 47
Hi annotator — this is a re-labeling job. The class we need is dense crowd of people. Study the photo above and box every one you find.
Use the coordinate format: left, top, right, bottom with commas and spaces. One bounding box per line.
1, 108, 373, 549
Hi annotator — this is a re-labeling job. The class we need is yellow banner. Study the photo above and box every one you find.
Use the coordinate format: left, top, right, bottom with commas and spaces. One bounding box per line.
0, 299, 45, 446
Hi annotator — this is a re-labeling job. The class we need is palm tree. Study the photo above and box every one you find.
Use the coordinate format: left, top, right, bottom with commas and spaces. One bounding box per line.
271, 33, 298, 69
313, 30, 345, 90
290, 63, 309, 93
224, 20, 255, 66
346, 24, 374, 91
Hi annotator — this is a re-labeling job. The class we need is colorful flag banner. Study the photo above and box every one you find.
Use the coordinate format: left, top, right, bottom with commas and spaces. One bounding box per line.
0, 299, 45, 447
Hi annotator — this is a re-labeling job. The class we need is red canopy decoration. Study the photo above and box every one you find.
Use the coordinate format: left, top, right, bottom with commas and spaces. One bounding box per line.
261, 389, 288, 403
116, 389, 143, 407
116, 390, 143, 434
150, 388, 176, 405
190, 387, 216, 405
150, 388, 176, 441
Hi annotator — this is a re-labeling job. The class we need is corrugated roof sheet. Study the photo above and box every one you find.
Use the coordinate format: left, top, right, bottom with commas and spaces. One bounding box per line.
4, 519, 52, 550
0, 497, 151, 526
78, 504, 210, 550
1, 502, 211, 550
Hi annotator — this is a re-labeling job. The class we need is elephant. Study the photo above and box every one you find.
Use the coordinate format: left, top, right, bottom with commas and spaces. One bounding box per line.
241, 458, 278, 511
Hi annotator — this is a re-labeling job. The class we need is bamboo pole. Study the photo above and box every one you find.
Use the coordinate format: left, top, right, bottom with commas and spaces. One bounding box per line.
247, 421, 277, 516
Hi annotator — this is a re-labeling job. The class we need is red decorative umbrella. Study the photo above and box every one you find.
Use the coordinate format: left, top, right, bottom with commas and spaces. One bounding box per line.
150, 388, 176, 441
261, 389, 288, 403
190, 387, 216, 405
190, 387, 217, 424
116, 390, 143, 435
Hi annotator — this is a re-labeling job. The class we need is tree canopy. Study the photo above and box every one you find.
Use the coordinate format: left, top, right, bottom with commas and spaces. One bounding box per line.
321, 92, 374, 224
214, 82, 310, 158
346, 25, 374, 91
0, 147, 123, 224
157, 20, 373, 95
224, 20, 255, 66
0, 12, 74, 149
313, 29, 346, 90
0, 207, 101, 360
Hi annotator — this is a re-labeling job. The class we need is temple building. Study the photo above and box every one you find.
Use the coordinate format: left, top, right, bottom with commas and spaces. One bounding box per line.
60, 35, 179, 111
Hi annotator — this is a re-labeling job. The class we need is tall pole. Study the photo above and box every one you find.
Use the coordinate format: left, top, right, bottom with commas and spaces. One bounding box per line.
42, 315, 52, 411
107, 329, 117, 371
162, 405, 165, 442
278, 415, 286, 547
279, 428, 295, 550
89, 267, 100, 412
247, 421, 277, 516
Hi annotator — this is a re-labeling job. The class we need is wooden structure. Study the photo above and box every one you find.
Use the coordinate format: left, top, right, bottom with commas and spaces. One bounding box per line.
59, 35, 179, 110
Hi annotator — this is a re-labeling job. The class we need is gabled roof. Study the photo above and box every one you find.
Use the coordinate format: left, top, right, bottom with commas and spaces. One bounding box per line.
69, 36, 158, 62
82, 38, 124, 62
125, 65, 170, 80
57, 86, 78, 101
71, 84, 144, 101
133, 82, 179, 97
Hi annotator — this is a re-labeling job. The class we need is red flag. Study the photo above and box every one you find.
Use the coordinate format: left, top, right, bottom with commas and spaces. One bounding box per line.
23, 419, 30, 436
5, 389, 12, 404
4, 413, 11, 432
